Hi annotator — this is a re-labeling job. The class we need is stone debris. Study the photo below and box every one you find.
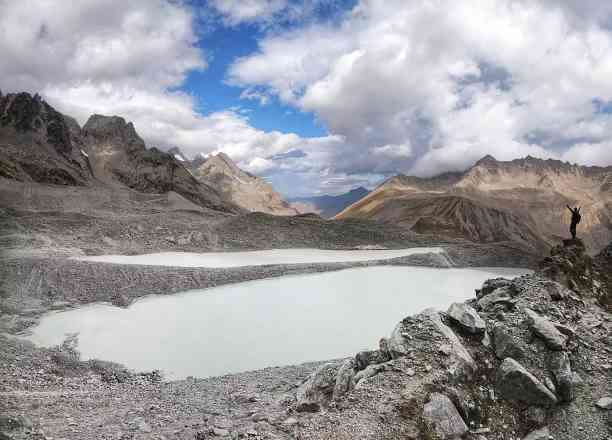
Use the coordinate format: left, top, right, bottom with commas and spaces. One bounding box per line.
524, 308, 567, 350
295, 362, 340, 412
496, 358, 558, 406
446, 302, 486, 334
422, 393, 468, 439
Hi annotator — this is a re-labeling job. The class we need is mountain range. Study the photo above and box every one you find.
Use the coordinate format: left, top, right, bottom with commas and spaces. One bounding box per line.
336, 155, 612, 254
3, 91, 612, 256
0, 91, 297, 216
288, 187, 370, 218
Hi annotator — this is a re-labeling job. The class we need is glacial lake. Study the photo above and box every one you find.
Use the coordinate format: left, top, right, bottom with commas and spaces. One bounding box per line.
28, 266, 529, 379
74, 247, 443, 267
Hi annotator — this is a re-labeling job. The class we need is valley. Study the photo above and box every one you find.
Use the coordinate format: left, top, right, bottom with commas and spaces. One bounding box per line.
0, 91, 610, 440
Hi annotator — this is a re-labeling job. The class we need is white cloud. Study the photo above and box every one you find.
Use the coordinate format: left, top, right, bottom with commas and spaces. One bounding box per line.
561, 141, 612, 166
3, 0, 612, 197
0, 0, 349, 195
229, 0, 612, 178
210, 0, 288, 25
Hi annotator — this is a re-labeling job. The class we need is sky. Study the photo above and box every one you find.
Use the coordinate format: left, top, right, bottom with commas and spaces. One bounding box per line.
2, 0, 612, 197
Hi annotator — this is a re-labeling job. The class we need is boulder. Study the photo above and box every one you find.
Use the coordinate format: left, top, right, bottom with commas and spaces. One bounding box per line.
423, 309, 476, 380
422, 393, 468, 439
548, 351, 574, 402
446, 302, 486, 334
388, 321, 411, 359
478, 286, 515, 311
496, 358, 558, 406
523, 426, 550, 440
296, 362, 340, 412
524, 309, 567, 350
354, 363, 386, 386
492, 323, 526, 360
476, 278, 513, 299
332, 359, 356, 401
355, 349, 390, 371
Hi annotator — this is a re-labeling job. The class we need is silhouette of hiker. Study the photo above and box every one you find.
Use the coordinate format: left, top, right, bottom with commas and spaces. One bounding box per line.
567, 205, 581, 239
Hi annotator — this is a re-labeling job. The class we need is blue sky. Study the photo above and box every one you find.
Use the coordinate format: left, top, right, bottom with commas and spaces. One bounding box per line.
2, 0, 612, 197
179, 0, 358, 138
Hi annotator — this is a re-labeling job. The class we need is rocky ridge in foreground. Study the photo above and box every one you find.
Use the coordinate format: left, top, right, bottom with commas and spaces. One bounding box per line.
1, 240, 610, 440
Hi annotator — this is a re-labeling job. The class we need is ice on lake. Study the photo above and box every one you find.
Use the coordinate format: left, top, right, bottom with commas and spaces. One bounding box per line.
74, 247, 443, 268
28, 265, 529, 379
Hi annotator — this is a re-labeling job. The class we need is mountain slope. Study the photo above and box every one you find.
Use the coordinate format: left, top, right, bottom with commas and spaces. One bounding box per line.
0, 92, 93, 185
337, 156, 612, 253
81, 115, 239, 213
289, 187, 370, 218
187, 152, 299, 216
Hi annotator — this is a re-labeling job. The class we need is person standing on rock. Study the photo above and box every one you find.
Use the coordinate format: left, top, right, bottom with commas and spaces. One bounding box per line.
566, 205, 581, 239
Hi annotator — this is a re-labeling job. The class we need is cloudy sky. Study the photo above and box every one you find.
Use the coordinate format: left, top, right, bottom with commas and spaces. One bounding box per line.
2, 0, 612, 196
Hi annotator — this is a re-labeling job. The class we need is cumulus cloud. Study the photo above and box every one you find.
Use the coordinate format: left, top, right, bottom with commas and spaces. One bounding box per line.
0, 0, 348, 195
209, 0, 288, 25
3, 0, 612, 197
229, 0, 612, 178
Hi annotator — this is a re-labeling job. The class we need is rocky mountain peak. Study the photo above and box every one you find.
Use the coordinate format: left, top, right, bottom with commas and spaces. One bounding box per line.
83, 114, 145, 152
197, 152, 243, 177
0, 92, 93, 185
0, 92, 74, 152
474, 154, 498, 167
167, 147, 187, 162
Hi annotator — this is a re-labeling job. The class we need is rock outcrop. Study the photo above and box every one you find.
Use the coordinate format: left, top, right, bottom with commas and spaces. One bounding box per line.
0, 92, 93, 185
82, 115, 239, 213
291, 239, 612, 439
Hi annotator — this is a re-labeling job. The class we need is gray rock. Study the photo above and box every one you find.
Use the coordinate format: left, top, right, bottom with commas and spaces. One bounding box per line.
422, 393, 468, 439
524, 308, 567, 350
523, 426, 550, 440
523, 407, 546, 426
296, 362, 340, 412
355, 349, 390, 371
496, 358, 558, 406
549, 351, 574, 402
332, 358, 356, 400
596, 397, 612, 409
354, 363, 386, 386
212, 427, 230, 436
492, 323, 525, 360
478, 286, 514, 311
423, 309, 476, 380
282, 417, 298, 426
388, 321, 410, 359
476, 278, 513, 299
446, 302, 486, 334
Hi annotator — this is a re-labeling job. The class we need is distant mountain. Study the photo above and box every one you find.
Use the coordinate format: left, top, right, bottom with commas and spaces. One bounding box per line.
336, 156, 612, 254
184, 151, 299, 216
289, 187, 370, 218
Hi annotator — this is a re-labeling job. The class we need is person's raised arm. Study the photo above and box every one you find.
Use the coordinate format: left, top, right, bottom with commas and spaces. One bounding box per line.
567, 205, 573, 213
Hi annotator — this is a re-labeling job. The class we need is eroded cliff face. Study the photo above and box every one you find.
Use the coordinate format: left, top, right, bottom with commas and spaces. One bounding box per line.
0, 92, 92, 185
187, 152, 299, 216
81, 116, 239, 213
336, 156, 612, 254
